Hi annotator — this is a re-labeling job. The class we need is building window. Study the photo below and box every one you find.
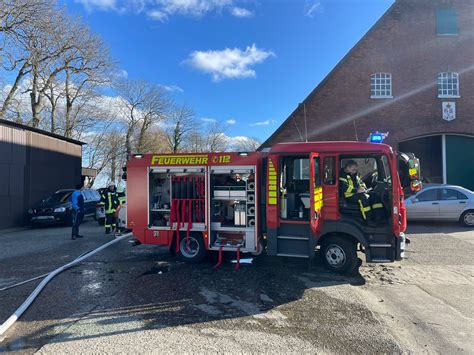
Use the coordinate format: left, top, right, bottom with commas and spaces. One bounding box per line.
371, 73, 392, 99
436, 9, 458, 35
438, 72, 459, 98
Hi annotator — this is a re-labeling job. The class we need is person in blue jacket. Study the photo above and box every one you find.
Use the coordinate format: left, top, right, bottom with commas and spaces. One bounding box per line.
71, 184, 85, 240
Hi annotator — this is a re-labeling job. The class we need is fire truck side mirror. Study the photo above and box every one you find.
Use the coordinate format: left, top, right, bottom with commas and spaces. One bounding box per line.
122, 166, 127, 181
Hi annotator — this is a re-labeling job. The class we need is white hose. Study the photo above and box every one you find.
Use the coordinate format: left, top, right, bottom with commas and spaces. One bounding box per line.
0, 248, 97, 293
0, 233, 132, 340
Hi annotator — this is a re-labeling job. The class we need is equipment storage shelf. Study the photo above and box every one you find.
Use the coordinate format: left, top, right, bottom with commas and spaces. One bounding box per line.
208, 167, 257, 252
148, 167, 206, 230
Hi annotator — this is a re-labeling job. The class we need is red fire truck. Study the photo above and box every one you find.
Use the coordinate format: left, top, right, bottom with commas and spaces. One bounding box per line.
126, 141, 421, 273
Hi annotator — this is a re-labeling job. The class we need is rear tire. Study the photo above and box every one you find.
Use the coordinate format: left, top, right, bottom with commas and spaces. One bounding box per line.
320, 236, 358, 274
177, 233, 207, 263
460, 210, 474, 227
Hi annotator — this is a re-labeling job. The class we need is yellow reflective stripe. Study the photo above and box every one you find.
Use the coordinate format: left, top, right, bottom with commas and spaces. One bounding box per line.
359, 200, 370, 220
372, 203, 383, 209
344, 176, 354, 198
313, 186, 323, 211
267, 158, 278, 205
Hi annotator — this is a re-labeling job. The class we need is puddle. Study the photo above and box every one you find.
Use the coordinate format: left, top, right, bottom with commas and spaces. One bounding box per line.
142, 261, 171, 275
230, 258, 254, 265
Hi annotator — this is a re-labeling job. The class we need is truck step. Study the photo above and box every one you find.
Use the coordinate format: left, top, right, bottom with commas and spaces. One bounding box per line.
277, 235, 309, 241
369, 243, 392, 248
370, 259, 392, 263
276, 253, 309, 258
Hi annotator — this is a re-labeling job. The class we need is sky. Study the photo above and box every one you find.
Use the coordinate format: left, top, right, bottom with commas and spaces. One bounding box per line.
65, 0, 394, 142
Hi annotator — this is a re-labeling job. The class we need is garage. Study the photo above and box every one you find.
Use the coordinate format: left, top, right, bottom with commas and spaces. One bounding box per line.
399, 134, 474, 191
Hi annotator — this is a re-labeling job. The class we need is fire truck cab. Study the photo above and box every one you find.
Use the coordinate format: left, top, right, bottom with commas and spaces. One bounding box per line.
126, 141, 421, 274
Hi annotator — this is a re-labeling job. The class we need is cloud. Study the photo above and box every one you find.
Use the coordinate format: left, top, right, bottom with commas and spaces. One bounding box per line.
75, 0, 147, 13
185, 44, 275, 81
226, 118, 236, 125
148, 9, 168, 21
230, 7, 253, 18
249, 119, 276, 126
201, 117, 217, 123
75, 0, 117, 12
77, 0, 255, 20
117, 69, 128, 79
153, 0, 233, 18
159, 84, 184, 93
304, 1, 322, 18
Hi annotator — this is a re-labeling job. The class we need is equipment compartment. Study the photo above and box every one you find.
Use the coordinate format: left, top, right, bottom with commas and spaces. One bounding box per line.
208, 167, 257, 251
148, 168, 206, 230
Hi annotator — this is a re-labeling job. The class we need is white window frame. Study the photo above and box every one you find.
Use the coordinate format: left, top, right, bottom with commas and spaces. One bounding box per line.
437, 72, 460, 98
370, 73, 393, 99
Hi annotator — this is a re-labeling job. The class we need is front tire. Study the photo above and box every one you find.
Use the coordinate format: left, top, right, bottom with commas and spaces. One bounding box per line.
460, 210, 474, 227
177, 233, 207, 263
320, 236, 358, 274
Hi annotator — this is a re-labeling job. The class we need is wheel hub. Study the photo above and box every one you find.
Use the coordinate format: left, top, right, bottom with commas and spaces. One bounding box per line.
325, 244, 346, 267
180, 237, 200, 258
464, 213, 474, 226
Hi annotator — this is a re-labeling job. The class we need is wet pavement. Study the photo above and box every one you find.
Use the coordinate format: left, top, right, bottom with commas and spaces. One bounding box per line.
0, 220, 473, 353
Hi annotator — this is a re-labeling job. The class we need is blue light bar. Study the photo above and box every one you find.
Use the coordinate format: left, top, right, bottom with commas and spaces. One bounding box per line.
369, 133, 384, 143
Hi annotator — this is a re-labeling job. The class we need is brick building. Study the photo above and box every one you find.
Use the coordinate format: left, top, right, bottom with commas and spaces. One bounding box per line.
261, 0, 474, 190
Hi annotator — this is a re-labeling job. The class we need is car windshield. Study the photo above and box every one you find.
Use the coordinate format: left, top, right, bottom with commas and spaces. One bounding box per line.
44, 191, 73, 203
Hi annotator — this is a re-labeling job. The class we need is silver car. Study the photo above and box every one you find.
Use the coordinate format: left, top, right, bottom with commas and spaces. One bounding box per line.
405, 185, 474, 227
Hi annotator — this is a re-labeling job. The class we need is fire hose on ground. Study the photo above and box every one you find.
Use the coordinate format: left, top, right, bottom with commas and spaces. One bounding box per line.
0, 232, 133, 341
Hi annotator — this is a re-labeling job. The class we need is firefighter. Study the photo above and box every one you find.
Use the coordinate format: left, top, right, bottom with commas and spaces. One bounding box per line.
339, 160, 385, 225
101, 182, 120, 234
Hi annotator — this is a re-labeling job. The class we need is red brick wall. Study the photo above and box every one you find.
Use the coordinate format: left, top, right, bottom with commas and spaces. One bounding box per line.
262, 0, 474, 149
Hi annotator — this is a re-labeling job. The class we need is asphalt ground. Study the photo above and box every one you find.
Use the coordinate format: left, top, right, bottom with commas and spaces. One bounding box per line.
0, 219, 472, 353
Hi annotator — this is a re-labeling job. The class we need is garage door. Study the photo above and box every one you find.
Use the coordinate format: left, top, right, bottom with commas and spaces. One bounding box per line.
446, 135, 474, 191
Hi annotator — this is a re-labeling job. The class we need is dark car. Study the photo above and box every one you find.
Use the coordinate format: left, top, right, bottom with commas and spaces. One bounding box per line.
28, 189, 101, 226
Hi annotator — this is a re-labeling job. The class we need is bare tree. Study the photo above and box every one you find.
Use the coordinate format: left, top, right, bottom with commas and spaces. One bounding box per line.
205, 122, 229, 152
82, 121, 125, 186
116, 79, 170, 156
233, 137, 261, 151
0, 0, 54, 119
60, 25, 113, 137
1, 1, 113, 132
165, 104, 197, 153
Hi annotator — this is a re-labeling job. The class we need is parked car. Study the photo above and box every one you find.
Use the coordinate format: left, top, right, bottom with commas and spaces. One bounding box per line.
95, 187, 126, 226
28, 189, 101, 226
405, 185, 474, 227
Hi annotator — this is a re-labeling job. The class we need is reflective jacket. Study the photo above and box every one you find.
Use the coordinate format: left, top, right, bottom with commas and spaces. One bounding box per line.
101, 191, 120, 214
339, 169, 366, 198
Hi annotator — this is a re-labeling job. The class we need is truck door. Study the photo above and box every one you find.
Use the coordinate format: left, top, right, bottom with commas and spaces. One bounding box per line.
310, 153, 323, 234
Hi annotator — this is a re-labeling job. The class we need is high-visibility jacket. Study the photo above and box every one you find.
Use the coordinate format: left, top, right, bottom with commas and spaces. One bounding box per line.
339, 170, 367, 199
101, 191, 120, 214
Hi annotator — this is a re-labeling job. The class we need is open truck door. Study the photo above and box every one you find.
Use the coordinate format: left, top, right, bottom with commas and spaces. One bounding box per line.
310, 153, 323, 235
398, 152, 422, 194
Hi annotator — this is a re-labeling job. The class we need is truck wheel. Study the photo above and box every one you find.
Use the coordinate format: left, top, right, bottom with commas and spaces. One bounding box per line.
460, 210, 474, 227
177, 234, 207, 263
320, 236, 358, 274
98, 217, 105, 226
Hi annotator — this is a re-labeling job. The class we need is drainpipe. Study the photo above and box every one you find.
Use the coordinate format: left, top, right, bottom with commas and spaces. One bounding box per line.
442, 134, 447, 184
